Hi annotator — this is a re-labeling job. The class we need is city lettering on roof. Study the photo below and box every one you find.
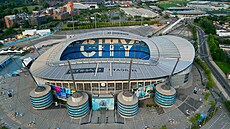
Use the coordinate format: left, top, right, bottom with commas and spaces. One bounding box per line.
80, 38, 136, 57
66, 68, 104, 74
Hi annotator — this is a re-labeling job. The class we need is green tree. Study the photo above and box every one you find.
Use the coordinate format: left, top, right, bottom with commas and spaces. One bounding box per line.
195, 17, 216, 35
13, 9, 19, 14
1, 126, 8, 129
224, 100, 230, 112
22, 7, 29, 13
204, 92, 210, 101
22, 20, 31, 28
161, 124, 167, 129
190, 113, 201, 124
42, 2, 50, 8
0, 19, 4, 28
4, 27, 15, 35
33, 6, 40, 11
209, 101, 215, 106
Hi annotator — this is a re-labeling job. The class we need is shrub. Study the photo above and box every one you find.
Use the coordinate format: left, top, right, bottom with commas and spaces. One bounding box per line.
204, 92, 210, 101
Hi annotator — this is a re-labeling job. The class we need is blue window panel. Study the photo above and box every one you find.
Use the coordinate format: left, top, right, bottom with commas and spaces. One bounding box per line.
32, 98, 53, 108
30, 93, 53, 102
117, 102, 138, 109
60, 40, 150, 60
68, 108, 89, 117
30, 92, 52, 100
67, 102, 89, 110
31, 97, 53, 105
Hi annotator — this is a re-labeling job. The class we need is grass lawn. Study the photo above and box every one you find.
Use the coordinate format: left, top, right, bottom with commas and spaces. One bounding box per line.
156, 0, 189, 10
16, 5, 42, 12
215, 61, 230, 74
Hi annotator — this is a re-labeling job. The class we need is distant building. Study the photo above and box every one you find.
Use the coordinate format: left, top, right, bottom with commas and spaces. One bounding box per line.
167, 7, 194, 12
121, 8, 158, 18
32, 11, 41, 15
115, 1, 132, 7
53, 9, 61, 16
36, 29, 51, 36
62, 6, 67, 13
22, 29, 37, 36
28, 15, 48, 26
73, 2, 98, 10
22, 29, 51, 36
187, 1, 229, 10
70, 10, 80, 16
4, 15, 17, 28
166, 7, 207, 18
66, 1, 74, 13
149, 6, 161, 11
46, 7, 54, 15
187, 1, 211, 10
217, 30, 230, 37
56, 12, 69, 20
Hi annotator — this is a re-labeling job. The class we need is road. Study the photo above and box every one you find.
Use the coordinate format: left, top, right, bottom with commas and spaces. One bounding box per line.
196, 26, 230, 97
201, 103, 230, 129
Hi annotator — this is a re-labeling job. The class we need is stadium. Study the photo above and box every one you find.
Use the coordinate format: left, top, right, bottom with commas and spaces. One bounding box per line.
30, 30, 195, 98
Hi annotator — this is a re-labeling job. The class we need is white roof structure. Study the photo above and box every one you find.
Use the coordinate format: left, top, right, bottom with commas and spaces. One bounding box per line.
217, 30, 230, 37
36, 29, 51, 36
22, 57, 33, 67
0, 50, 24, 54
22, 29, 37, 36
121, 8, 158, 18
0, 56, 10, 65
73, 3, 89, 10
30, 31, 195, 81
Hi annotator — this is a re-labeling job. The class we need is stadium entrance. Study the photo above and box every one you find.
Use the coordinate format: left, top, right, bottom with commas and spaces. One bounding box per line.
92, 95, 114, 110
91, 95, 118, 124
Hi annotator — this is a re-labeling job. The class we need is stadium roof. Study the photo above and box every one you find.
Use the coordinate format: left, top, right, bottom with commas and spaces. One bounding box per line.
30, 31, 195, 81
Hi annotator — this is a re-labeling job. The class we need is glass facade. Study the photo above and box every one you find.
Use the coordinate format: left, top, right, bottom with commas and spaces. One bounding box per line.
154, 91, 176, 106
30, 91, 53, 109
67, 101, 90, 118
117, 101, 138, 117
46, 79, 165, 95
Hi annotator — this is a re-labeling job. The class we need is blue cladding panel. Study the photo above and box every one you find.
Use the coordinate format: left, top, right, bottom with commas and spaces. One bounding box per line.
117, 101, 138, 117
60, 38, 150, 60
30, 91, 53, 109
154, 91, 176, 106
67, 101, 90, 118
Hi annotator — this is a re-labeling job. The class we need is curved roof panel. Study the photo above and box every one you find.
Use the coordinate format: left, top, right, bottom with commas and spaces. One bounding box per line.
30, 31, 195, 81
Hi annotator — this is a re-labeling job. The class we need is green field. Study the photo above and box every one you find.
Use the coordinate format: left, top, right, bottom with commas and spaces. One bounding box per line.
215, 61, 230, 74
16, 5, 42, 12
156, 0, 189, 10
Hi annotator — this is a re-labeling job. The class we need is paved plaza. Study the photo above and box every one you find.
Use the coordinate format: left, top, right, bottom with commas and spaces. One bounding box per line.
0, 27, 229, 129
0, 64, 220, 129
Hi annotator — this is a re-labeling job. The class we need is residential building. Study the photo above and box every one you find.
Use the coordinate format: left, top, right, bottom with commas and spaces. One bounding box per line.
56, 12, 69, 20
4, 15, 17, 28
28, 15, 48, 26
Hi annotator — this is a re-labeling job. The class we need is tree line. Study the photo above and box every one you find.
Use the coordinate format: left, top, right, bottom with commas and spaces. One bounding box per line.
208, 34, 230, 64
194, 17, 216, 35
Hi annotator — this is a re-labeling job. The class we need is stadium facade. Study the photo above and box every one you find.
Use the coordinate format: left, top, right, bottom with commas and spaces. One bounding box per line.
30, 31, 195, 96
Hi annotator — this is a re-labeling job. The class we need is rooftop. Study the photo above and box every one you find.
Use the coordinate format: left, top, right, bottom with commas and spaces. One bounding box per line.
30, 31, 195, 81
0, 55, 10, 65
121, 8, 158, 18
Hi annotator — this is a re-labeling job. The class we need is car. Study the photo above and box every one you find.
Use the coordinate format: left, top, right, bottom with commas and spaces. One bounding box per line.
12, 73, 19, 77
147, 35, 152, 38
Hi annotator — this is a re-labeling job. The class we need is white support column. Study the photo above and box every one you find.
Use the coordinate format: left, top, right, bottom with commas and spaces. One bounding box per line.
94, 62, 99, 76
110, 62, 112, 76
